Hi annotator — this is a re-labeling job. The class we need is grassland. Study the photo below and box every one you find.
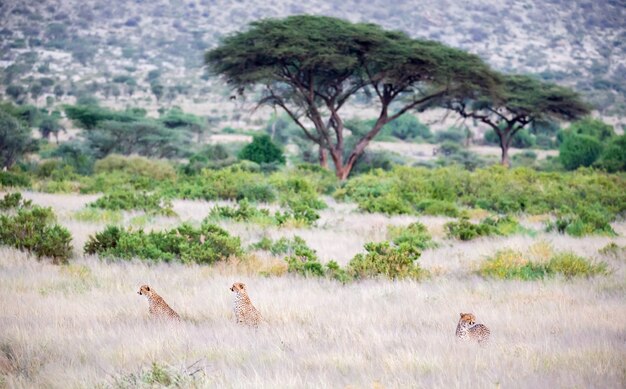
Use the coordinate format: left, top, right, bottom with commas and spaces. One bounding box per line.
0, 192, 625, 388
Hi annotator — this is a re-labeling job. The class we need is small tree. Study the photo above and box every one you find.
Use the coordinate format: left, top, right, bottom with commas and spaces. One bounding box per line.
6, 84, 25, 102
447, 74, 590, 166
0, 109, 32, 168
560, 117, 615, 142
38, 114, 64, 143
595, 135, 626, 172
559, 134, 603, 170
206, 15, 498, 179
238, 134, 285, 164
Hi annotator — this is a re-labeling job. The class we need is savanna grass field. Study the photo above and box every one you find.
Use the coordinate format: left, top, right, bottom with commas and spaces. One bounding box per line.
1, 187, 625, 388
2, 1, 626, 388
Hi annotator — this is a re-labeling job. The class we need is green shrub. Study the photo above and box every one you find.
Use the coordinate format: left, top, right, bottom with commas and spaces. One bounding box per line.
88, 191, 175, 216
594, 134, 626, 172
336, 165, 626, 218
387, 222, 436, 250
415, 199, 459, 217
546, 205, 616, 236
84, 222, 242, 264
0, 192, 31, 209
0, 170, 31, 188
348, 242, 426, 280
208, 200, 272, 223
0, 193, 72, 263
478, 249, 547, 280
252, 236, 350, 282
559, 134, 603, 170
445, 216, 526, 241
238, 134, 285, 164
94, 155, 177, 181
547, 252, 608, 278
562, 117, 615, 142
479, 249, 608, 280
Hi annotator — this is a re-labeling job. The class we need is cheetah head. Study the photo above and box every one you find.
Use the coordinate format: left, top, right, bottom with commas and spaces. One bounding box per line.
138, 285, 152, 296
230, 282, 246, 293
459, 312, 476, 326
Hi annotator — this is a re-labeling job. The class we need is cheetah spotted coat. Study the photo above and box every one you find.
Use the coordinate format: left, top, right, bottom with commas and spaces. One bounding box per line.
138, 285, 181, 322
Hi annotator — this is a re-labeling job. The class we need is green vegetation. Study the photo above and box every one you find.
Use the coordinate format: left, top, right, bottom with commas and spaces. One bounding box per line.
0, 106, 34, 169
387, 222, 436, 250
559, 134, 603, 170
348, 242, 427, 280
84, 222, 242, 264
479, 248, 608, 280
0, 193, 72, 263
336, 165, 626, 220
546, 205, 616, 237
445, 216, 527, 241
447, 74, 589, 166
238, 134, 285, 165
88, 191, 175, 216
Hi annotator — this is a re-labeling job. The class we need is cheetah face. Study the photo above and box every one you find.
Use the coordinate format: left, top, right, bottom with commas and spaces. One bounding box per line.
459, 313, 476, 326
230, 282, 245, 293
138, 285, 151, 296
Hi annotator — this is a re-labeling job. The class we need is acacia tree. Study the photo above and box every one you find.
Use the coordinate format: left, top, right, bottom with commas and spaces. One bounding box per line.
447, 74, 589, 166
205, 15, 498, 179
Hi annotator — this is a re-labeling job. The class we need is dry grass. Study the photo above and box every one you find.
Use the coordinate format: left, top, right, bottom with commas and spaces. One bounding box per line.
0, 193, 625, 388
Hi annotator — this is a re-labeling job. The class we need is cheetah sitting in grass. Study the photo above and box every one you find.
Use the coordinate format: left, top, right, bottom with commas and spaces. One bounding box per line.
230, 282, 263, 327
137, 284, 181, 322
456, 313, 490, 344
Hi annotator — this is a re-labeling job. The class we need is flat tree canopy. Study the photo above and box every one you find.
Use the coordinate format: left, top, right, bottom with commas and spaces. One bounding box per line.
448, 74, 590, 165
205, 15, 499, 179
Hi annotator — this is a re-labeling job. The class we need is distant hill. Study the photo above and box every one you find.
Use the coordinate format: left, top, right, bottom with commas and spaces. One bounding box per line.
1, 0, 624, 128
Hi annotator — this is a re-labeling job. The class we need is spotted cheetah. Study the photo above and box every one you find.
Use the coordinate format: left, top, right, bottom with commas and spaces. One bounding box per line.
456, 313, 490, 344
137, 284, 181, 322
230, 282, 263, 327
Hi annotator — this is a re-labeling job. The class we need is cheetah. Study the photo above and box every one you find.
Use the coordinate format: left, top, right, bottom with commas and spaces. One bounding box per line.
456, 312, 490, 344
230, 282, 263, 327
137, 284, 181, 322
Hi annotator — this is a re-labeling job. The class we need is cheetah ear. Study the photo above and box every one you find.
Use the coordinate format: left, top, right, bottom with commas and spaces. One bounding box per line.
460, 313, 464, 317
146, 286, 150, 291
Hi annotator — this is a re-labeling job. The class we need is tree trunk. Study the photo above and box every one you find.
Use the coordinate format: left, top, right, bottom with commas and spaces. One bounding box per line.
500, 145, 510, 167
318, 147, 328, 168
498, 129, 511, 167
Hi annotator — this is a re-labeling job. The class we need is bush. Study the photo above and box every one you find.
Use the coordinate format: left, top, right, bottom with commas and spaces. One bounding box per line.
0, 171, 31, 188
559, 134, 603, 170
238, 134, 285, 164
208, 200, 271, 223
445, 216, 525, 241
562, 117, 615, 142
348, 242, 426, 280
336, 165, 626, 218
415, 199, 459, 217
0, 193, 72, 263
546, 205, 616, 237
94, 155, 177, 181
387, 222, 436, 250
479, 249, 608, 280
84, 221, 242, 264
0, 108, 33, 169
284, 238, 325, 277
379, 114, 432, 141
595, 134, 626, 172
88, 191, 175, 216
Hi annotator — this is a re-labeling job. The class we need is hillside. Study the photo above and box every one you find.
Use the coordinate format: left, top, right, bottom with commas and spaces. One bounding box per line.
1, 0, 625, 128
